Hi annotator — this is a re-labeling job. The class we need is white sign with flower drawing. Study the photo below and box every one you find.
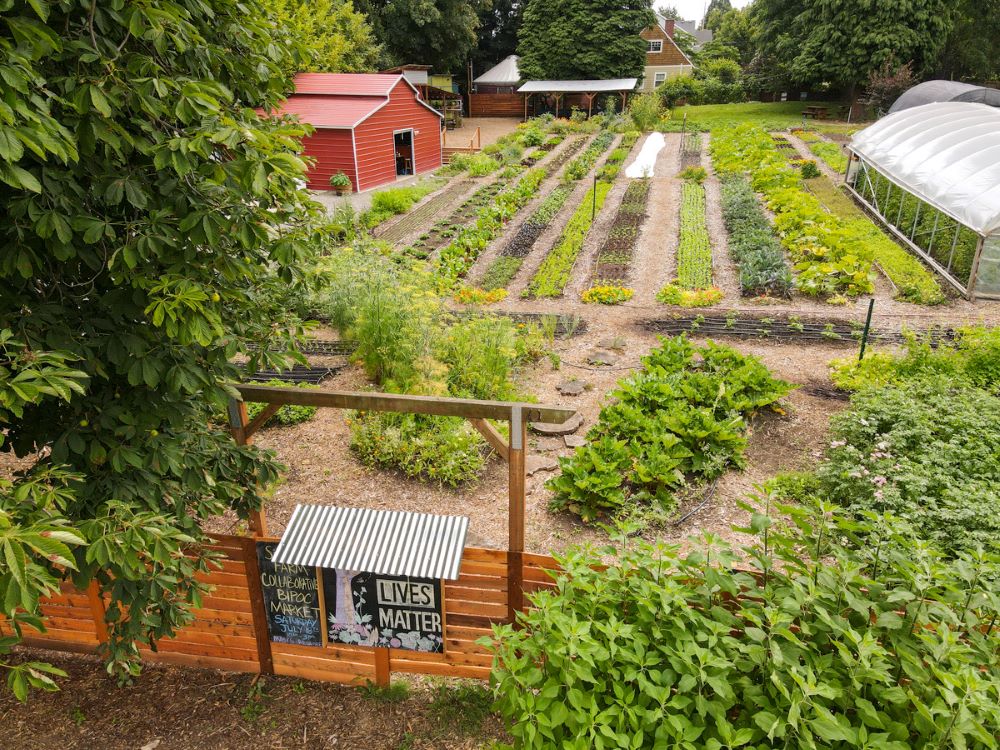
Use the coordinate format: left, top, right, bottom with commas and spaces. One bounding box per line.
322, 570, 445, 653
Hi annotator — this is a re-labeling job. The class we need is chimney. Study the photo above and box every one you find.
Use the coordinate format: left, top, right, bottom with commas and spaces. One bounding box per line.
664, 18, 675, 38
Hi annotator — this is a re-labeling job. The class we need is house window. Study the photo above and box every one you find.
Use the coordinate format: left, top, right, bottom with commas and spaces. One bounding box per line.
647, 40, 663, 53
654, 72, 667, 85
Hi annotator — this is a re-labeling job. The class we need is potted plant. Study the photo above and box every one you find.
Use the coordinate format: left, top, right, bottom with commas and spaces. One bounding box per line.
329, 171, 351, 195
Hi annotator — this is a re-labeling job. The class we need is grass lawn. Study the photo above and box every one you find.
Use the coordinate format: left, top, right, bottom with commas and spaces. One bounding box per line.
659, 101, 863, 133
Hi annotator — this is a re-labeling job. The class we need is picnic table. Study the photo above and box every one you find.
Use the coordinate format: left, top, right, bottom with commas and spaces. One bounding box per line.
802, 105, 831, 120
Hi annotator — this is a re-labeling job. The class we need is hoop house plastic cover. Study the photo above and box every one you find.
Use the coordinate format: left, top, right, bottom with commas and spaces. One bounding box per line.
849, 102, 1000, 237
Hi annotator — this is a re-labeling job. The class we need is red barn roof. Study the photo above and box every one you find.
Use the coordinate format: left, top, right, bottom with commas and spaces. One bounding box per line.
262, 73, 444, 129
292, 73, 402, 97
269, 95, 387, 129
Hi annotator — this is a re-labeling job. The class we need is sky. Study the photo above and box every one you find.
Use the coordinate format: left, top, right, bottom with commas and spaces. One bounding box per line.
660, 0, 753, 25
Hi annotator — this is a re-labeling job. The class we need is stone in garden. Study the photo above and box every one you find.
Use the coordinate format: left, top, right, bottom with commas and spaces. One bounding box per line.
564, 435, 587, 449
530, 412, 584, 436
526, 455, 559, 476
588, 350, 617, 366
557, 379, 586, 396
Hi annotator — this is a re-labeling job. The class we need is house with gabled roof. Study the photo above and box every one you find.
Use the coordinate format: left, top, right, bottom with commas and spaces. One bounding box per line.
639, 14, 694, 92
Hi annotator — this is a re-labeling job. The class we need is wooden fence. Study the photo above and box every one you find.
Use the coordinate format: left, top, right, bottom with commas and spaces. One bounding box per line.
469, 93, 524, 118
2, 535, 559, 685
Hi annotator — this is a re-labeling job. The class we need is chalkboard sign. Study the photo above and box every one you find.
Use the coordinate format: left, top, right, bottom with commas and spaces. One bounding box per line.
256, 542, 322, 647
323, 570, 444, 653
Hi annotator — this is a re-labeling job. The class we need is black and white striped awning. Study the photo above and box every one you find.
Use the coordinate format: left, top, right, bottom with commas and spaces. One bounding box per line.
271, 505, 470, 580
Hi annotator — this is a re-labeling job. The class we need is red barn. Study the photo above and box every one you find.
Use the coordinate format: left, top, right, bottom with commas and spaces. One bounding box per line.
269, 73, 444, 192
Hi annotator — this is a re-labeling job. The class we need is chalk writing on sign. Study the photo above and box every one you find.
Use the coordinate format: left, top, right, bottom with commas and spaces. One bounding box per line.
256, 542, 322, 647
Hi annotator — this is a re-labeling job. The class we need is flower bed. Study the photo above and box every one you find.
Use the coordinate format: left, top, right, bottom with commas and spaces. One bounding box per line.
657, 180, 720, 307
711, 124, 944, 303
720, 175, 793, 297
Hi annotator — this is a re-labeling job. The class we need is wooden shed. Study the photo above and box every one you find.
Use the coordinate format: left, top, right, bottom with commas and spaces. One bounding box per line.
267, 73, 444, 192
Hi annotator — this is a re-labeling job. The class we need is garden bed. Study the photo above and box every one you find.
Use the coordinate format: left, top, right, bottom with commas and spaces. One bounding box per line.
375, 179, 476, 244
589, 179, 650, 286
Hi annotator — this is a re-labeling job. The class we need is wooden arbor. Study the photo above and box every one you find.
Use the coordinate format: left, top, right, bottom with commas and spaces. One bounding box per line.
227, 383, 575, 623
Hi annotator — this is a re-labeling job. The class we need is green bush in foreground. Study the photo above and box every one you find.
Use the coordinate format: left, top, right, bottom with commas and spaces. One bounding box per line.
488, 504, 1000, 749
548, 336, 791, 521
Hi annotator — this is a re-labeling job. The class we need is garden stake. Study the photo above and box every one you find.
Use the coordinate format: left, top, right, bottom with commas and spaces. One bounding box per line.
858, 298, 875, 361
592, 174, 597, 220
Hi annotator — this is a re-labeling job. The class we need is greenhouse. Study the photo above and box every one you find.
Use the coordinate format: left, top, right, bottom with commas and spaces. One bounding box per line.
846, 102, 1000, 299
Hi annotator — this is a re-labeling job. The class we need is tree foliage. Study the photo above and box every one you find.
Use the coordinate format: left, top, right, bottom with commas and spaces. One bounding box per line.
754, 0, 952, 92
517, 0, 655, 81
471, 0, 522, 71
263, 0, 382, 74
933, 0, 1000, 82
701, 0, 731, 30
357, 0, 483, 72
0, 0, 320, 693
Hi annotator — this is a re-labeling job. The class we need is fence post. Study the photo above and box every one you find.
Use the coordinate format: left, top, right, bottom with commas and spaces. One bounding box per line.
227, 398, 269, 537
86, 580, 109, 647
374, 648, 391, 687
507, 406, 526, 624
858, 299, 875, 361
592, 175, 597, 220
241, 536, 275, 675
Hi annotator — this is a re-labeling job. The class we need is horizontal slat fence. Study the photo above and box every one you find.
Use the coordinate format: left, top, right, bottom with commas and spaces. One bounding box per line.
0, 536, 559, 686
469, 93, 524, 117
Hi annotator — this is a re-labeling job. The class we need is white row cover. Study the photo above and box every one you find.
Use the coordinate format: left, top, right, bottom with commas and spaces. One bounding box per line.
849, 102, 1000, 236
519, 78, 638, 94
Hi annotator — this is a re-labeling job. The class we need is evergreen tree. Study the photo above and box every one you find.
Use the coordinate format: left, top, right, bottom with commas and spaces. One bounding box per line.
472, 0, 523, 70
517, 0, 656, 80
702, 0, 731, 31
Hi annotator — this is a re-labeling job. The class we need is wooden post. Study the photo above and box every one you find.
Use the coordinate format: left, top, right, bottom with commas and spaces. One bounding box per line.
374, 647, 391, 687
86, 580, 109, 646
316, 567, 329, 648
241, 536, 275, 675
523, 93, 529, 122
227, 399, 269, 537
507, 406, 526, 624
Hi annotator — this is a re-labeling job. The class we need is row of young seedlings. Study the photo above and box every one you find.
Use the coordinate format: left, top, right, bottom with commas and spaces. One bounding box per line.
475, 134, 594, 292
581, 179, 650, 304
657, 133, 721, 307
525, 132, 640, 298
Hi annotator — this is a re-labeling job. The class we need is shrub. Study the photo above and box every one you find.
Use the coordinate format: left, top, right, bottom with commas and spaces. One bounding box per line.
329, 171, 351, 189
518, 126, 545, 147
798, 159, 821, 178
677, 165, 706, 182
242, 379, 318, 426
489, 504, 1000, 749
547, 336, 791, 521
350, 412, 485, 486
627, 92, 664, 132
466, 153, 501, 176
656, 74, 703, 108
581, 285, 633, 304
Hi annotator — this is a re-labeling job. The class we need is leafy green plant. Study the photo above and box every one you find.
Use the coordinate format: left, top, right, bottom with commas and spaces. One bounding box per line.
358, 680, 411, 703
808, 138, 848, 172
329, 171, 351, 189
548, 336, 792, 521
581, 285, 633, 304
244, 379, 318, 426
678, 166, 707, 182
627, 92, 665, 132
562, 131, 615, 182
719, 175, 793, 297
799, 159, 821, 178
428, 680, 495, 735
527, 181, 613, 297
487, 502, 1000, 749
658, 181, 718, 306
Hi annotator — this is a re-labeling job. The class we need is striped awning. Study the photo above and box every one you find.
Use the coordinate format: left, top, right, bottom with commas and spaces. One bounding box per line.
271, 505, 470, 580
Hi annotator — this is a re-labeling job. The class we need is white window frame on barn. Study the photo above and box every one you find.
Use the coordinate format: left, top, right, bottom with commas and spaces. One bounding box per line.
647, 39, 663, 53
845, 102, 1000, 300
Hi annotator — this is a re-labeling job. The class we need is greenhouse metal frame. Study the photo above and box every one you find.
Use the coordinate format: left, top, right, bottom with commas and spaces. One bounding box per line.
844, 102, 1000, 300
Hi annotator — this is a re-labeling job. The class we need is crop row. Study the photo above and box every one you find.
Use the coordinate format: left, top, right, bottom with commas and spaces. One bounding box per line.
477, 133, 611, 291
719, 175, 793, 297
563, 131, 616, 182
792, 129, 848, 173
590, 179, 650, 286
526, 180, 613, 297
710, 124, 943, 304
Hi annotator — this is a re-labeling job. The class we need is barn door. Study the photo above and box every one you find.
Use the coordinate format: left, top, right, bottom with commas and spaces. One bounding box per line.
394, 130, 414, 177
